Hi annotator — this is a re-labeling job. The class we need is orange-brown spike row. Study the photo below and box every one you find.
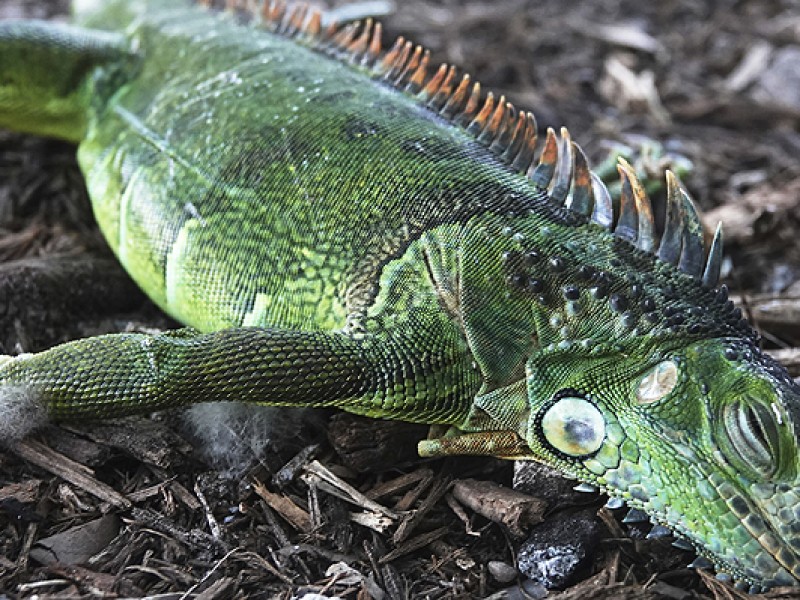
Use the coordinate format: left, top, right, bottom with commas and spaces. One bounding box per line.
466, 91, 495, 135
511, 113, 538, 172
549, 128, 574, 205
489, 103, 516, 152
396, 46, 424, 87
618, 159, 655, 252
614, 164, 640, 244
454, 81, 482, 126
430, 65, 458, 110
440, 74, 471, 118
378, 37, 408, 78
566, 142, 594, 217
528, 128, 558, 189
347, 19, 373, 56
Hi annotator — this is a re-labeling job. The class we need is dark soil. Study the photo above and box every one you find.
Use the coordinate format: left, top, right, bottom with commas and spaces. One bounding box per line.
0, 0, 799, 598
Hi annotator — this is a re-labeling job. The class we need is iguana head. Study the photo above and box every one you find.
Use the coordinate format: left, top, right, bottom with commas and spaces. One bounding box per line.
523, 335, 800, 591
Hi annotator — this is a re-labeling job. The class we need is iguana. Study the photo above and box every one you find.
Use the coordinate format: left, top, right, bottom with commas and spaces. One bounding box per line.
0, 0, 797, 592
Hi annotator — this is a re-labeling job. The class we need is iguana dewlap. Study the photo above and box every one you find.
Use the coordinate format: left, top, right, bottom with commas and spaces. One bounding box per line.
0, 0, 797, 592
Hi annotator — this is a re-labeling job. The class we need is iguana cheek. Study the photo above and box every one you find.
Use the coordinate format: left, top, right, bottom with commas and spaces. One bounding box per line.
540, 395, 606, 457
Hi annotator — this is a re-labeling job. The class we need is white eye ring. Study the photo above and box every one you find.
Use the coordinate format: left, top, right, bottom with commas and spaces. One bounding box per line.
541, 396, 606, 457
637, 360, 678, 405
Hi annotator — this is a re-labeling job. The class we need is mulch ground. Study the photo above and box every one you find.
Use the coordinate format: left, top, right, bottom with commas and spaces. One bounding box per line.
1, 0, 799, 598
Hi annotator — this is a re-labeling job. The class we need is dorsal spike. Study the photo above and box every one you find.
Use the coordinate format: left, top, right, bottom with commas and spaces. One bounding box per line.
397, 45, 425, 88
304, 10, 322, 37
658, 172, 683, 265
478, 96, 507, 145
676, 179, 705, 278
455, 81, 482, 126
702, 222, 724, 288
529, 128, 558, 189
467, 92, 495, 136
346, 18, 373, 56
618, 159, 655, 252
405, 48, 430, 92
441, 74, 471, 118
288, 4, 309, 34
501, 111, 529, 163
379, 36, 407, 76
566, 142, 593, 217
615, 164, 639, 243
366, 21, 382, 60
261, 0, 286, 27
489, 103, 517, 152
420, 63, 449, 101
549, 128, 574, 205
430, 65, 458, 110
511, 113, 538, 172
590, 173, 614, 229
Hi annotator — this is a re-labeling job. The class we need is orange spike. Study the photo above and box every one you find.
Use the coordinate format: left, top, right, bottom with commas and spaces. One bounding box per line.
379, 36, 406, 74
397, 46, 424, 85
406, 49, 431, 92
456, 81, 482, 125
197, 0, 211, 7
332, 22, 359, 48
347, 19, 373, 55
441, 74, 471, 117
290, 4, 308, 32
422, 64, 449, 99
430, 65, 457, 109
502, 110, 528, 161
263, 0, 286, 25
467, 91, 495, 134
304, 10, 322, 36
511, 113, 538, 171
528, 128, 558, 187
366, 21, 383, 59
479, 96, 507, 143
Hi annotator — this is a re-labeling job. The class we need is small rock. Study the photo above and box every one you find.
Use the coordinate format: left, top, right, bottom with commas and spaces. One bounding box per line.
513, 461, 587, 506
488, 560, 518, 583
517, 508, 604, 589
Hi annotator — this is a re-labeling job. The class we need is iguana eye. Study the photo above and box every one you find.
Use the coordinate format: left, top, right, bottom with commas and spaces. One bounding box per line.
636, 359, 678, 404
717, 401, 781, 478
540, 394, 605, 458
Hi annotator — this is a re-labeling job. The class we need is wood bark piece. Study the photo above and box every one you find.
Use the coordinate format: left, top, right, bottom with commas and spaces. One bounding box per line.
452, 478, 546, 538
13, 439, 131, 509
252, 479, 312, 533
29, 514, 120, 565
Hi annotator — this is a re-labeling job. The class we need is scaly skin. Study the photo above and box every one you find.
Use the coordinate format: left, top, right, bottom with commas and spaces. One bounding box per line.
0, 0, 797, 591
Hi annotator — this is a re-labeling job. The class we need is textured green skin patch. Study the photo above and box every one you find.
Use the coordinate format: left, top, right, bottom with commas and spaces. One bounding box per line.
0, 0, 797, 591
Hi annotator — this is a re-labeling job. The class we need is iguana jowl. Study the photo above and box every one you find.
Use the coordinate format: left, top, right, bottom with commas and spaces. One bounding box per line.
0, 0, 797, 591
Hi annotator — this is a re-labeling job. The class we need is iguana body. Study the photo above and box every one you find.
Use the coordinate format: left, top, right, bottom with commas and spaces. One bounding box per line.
0, 0, 797, 591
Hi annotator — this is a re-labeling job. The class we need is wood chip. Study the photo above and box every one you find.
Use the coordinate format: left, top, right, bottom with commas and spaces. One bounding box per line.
301, 460, 397, 519
12, 439, 131, 510
451, 478, 546, 538
252, 479, 312, 533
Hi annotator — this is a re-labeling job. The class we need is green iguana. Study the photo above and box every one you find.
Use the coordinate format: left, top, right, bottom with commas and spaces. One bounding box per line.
0, 0, 797, 592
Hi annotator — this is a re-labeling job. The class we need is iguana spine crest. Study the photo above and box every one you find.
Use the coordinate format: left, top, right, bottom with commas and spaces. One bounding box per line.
205, 0, 724, 288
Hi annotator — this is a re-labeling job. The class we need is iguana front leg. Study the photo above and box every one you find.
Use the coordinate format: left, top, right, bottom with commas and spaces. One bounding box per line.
0, 326, 478, 441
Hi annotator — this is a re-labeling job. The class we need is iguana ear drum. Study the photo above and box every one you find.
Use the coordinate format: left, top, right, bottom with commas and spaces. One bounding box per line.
540, 391, 606, 458
636, 359, 679, 405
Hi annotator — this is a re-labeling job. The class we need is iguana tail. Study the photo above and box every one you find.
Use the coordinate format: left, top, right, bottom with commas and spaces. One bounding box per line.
0, 20, 133, 142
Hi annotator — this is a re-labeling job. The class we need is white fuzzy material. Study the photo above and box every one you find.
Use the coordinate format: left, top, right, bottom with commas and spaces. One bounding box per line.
0, 384, 47, 446
182, 403, 306, 477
